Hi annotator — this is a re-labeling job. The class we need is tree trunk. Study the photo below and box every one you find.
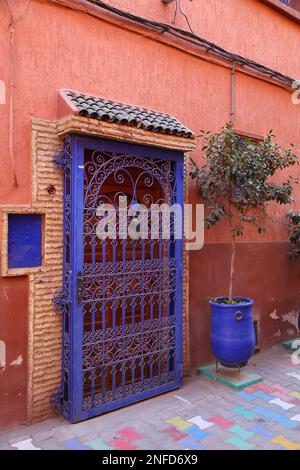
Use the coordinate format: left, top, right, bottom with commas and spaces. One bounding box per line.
229, 237, 236, 300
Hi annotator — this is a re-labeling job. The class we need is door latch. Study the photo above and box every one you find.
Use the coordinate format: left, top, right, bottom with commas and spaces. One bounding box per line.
77, 271, 83, 304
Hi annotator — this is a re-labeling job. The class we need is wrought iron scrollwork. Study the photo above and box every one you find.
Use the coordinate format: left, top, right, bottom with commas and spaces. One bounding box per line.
50, 384, 63, 412
80, 149, 179, 413
52, 288, 65, 315
53, 139, 72, 170
52, 137, 72, 417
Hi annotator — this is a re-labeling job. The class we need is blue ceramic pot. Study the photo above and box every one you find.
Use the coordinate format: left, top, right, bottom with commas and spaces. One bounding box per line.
209, 297, 256, 368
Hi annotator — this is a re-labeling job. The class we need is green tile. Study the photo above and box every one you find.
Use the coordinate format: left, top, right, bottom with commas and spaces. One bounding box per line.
226, 436, 255, 450
233, 406, 256, 420
282, 338, 300, 352
228, 424, 255, 440
197, 364, 263, 390
83, 438, 113, 450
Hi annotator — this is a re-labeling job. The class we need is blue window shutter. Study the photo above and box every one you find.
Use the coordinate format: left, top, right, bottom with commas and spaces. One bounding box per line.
8, 214, 42, 269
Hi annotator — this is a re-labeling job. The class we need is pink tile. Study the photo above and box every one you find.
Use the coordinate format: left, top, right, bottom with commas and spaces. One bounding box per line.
255, 384, 274, 394
108, 438, 137, 450
116, 427, 144, 442
272, 391, 295, 403
247, 383, 273, 394
209, 416, 235, 429
163, 426, 189, 441
272, 384, 290, 394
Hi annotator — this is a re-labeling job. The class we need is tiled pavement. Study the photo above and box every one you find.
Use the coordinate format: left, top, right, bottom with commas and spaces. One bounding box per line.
1, 345, 300, 451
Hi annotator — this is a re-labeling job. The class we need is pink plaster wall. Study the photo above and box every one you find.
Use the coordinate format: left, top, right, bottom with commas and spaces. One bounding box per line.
1, 0, 300, 214
105, 0, 300, 77
1, 0, 300, 425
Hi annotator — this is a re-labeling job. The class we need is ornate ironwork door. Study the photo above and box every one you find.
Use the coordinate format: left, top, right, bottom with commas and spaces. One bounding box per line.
60, 135, 184, 422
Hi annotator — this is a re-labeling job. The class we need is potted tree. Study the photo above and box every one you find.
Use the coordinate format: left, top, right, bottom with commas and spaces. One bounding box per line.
190, 123, 298, 369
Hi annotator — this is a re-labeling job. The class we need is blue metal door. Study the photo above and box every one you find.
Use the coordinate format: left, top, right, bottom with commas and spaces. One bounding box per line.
58, 135, 184, 422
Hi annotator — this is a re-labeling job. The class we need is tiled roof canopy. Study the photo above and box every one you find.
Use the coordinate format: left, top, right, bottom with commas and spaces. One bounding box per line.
62, 90, 194, 139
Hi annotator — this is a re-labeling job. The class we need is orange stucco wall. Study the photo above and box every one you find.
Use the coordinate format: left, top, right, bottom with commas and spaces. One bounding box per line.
1, 0, 300, 426
1, 0, 300, 206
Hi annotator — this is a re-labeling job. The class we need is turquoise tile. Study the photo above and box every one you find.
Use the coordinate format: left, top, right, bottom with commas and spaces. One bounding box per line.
233, 406, 256, 420
228, 424, 255, 440
226, 436, 255, 450
83, 438, 113, 450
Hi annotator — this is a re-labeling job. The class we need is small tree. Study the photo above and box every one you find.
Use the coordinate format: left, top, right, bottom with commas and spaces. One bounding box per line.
190, 123, 298, 301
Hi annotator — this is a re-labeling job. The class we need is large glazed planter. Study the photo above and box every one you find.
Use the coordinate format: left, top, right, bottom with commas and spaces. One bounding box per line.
209, 297, 256, 368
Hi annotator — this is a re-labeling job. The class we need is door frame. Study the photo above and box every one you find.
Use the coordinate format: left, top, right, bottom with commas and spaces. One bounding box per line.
66, 134, 184, 422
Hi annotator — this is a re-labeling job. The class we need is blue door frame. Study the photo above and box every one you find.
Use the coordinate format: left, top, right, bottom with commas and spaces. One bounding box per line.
59, 135, 184, 423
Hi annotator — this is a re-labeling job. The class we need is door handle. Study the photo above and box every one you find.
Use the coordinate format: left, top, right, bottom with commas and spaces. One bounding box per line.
77, 271, 83, 304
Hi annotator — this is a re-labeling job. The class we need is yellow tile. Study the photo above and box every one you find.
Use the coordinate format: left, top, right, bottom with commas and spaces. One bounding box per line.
271, 435, 300, 451
289, 391, 300, 400
166, 416, 192, 430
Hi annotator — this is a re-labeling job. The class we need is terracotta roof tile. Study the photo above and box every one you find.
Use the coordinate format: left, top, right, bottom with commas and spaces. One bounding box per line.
63, 90, 194, 138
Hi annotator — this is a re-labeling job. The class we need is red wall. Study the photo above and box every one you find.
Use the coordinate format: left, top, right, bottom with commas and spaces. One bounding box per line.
0, 0, 300, 425
0, 276, 28, 430
189, 242, 300, 369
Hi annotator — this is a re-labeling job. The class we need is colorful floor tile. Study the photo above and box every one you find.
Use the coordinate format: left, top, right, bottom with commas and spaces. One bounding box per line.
163, 427, 189, 441
1, 345, 300, 451
228, 424, 254, 440
271, 435, 300, 450
291, 414, 300, 422
286, 371, 300, 381
83, 438, 113, 450
185, 425, 209, 441
11, 439, 41, 451
209, 416, 235, 429
166, 416, 192, 430
247, 383, 274, 394
233, 406, 256, 420
63, 438, 90, 450
273, 414, 297, 429
282, 338, 300, 352
107, 438, 137, 450
250, 425, 277, 439
269, 398, 295, 410
116, 427, 144, 442
187, 415, 214, 430
273, 383, 290, 394
178, 437, 206, 450
225, 436, 255, 450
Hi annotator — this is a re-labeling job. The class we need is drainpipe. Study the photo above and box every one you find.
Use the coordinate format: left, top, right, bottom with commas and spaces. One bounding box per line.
230, 61, 236, 126
4, 0, 31, 188
5, 0, 18, 187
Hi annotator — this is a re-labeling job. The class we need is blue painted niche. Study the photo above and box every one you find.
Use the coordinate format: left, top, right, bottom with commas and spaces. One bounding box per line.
8, 214, 42, 269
